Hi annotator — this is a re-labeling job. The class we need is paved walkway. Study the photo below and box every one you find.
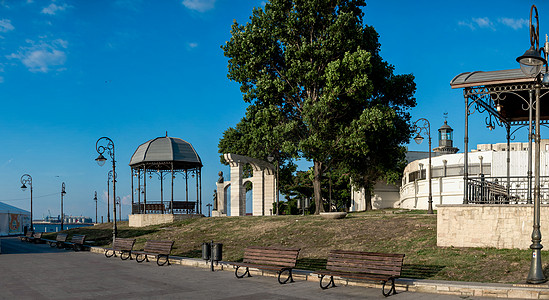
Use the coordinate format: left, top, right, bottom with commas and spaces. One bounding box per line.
0, 237, 508, 300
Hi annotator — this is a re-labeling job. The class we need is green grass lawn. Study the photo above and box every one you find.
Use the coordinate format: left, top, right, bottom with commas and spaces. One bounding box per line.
45, 210, 549, 284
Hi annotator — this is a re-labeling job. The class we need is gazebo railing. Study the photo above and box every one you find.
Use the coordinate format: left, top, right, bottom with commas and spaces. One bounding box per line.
132, 200, 197, 214
467, 176, 549, 204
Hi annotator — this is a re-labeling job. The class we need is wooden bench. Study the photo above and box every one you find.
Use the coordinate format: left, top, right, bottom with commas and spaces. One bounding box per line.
28, 232, 43, 244
19, 231, 33, 242
228, 246, 301, 284
133, 240, 174, 266
48, 233, 68, 248
104, 238, 135, 260
63, 235, 86, 251
316, 250, 405, 297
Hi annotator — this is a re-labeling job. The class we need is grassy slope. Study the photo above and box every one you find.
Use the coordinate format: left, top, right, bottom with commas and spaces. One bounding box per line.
45, 210, 548, 284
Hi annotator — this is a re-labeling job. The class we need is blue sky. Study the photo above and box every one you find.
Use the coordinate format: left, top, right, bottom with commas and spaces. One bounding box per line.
0, 0, 544, 220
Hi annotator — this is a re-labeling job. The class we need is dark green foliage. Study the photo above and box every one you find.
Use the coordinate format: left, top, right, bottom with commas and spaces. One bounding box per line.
220, 0, 416, 212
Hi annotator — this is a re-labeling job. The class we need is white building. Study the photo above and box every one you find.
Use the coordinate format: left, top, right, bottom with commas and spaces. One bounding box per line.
350, 121, 549, 211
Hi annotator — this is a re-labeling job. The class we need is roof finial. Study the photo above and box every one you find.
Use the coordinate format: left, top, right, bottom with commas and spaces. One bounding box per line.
443, 112, 448, 124
166, 131, 168, 137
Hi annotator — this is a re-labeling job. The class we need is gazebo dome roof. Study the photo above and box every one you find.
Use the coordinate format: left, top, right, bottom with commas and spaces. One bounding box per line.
129, 135, 202, 170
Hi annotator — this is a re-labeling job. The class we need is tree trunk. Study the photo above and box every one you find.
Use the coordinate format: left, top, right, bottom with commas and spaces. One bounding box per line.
313, 160, 324, 214
363, 177, 373, 211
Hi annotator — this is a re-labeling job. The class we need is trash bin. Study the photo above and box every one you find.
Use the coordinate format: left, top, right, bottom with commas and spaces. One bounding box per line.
212, 243, 223, 262
202, 242, 211, 260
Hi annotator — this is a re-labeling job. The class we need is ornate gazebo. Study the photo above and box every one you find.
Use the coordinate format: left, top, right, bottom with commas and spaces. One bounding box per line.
128, 134, 202, 226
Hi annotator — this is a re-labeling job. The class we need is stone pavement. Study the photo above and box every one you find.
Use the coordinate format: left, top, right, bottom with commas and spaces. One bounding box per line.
0, 237, 530, 299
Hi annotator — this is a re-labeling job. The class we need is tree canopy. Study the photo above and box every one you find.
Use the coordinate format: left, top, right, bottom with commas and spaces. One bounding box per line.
220, 0, 416, 213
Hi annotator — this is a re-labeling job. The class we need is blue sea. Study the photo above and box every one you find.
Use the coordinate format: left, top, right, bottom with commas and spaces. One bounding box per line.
32, 223, 94, 233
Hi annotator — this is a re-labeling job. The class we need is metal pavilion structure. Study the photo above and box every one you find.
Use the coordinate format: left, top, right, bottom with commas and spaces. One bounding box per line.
129, 135, 203, 215
450, 69, 549, 205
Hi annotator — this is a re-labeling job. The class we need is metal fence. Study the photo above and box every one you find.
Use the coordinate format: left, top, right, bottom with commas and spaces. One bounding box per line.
132, 200, 197, 214
467, 176, 549, 204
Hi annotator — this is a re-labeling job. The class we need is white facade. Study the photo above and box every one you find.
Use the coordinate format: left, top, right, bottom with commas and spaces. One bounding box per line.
350, 144, 549, 211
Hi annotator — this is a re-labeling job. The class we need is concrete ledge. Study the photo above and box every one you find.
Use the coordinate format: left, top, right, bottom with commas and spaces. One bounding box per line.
87, 245, 549, 299
129, 214, 202, 227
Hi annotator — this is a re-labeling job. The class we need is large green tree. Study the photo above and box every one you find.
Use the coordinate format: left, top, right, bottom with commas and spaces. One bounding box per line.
221, 0, 415, 213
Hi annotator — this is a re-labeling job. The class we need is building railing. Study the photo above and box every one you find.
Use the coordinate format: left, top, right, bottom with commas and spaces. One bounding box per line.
132, 200, 197, 214
467, 176, 549, 204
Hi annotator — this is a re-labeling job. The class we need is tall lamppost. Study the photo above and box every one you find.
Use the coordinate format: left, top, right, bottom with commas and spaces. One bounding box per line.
413, 118, 433, 214
516, 4, 548, 284
20, 174, 33, 231
95, 137, 117, 244
107, 170, 116, 222
116, 196, 121, 222
206, 203, 212, 217
267, 153, 279, 215
60, 182, 66, 231
93, 191, 98, 224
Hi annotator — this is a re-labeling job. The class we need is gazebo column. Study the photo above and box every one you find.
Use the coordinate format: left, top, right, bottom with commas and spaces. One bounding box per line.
144, 166, 147, 214
463, 93, 469, 204
160, 170, 164, 214
171, 165, 174, 214
506, 124, 511, 196
195, 169, 200, 215
131, 169, 134, 214
137, 168, 141, 214
528, 89, 534, 204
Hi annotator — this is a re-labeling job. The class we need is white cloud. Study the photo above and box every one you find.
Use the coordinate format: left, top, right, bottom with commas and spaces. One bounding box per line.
182, 0, 216, 12
473, 17, 494, 29
188, 42, 198, 48
458, 17, 495, 30
7, 39, 68, 73
121, 194, 131, 205
0, 19, 14, 32
41, 2, 69, 15
499, 18, 529, 30
458, 20, 475, 30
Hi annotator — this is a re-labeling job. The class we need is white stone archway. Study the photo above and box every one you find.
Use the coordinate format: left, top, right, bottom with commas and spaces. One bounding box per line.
213, 153, 276, 216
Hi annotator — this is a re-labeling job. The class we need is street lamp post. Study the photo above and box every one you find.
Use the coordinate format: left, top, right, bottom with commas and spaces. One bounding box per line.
267, 153, 279, 215
516, 4, 548, 284
60, 182, 66, 231
206, 203, 212, 217
116, 196, 121, 222
20, 174, 33, 231
107, 171, 111, 222
95, 137, 117, 244
413, 118, 433, 214
93, 191, 98, 224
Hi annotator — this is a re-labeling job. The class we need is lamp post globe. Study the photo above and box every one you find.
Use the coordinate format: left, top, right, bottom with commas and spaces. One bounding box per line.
95, 153, 107, 166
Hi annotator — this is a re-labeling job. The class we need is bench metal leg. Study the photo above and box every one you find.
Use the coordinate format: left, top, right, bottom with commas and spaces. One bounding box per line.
157, 255, 170, 266
120, 251, 131, 261
382, 278, 397, 297
277, 268, 294, 284
319, 275, 335, 289
136, 254, 149, 263
235, 266, 251, 278
105, 249, 115, 258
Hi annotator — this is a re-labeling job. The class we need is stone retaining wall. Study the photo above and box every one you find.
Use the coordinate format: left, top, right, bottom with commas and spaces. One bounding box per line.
437, 204, 549, 249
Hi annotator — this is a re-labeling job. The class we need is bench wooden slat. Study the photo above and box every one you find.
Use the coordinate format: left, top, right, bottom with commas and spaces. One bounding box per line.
56, 233, 68, 242
318, 249, 405, 296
